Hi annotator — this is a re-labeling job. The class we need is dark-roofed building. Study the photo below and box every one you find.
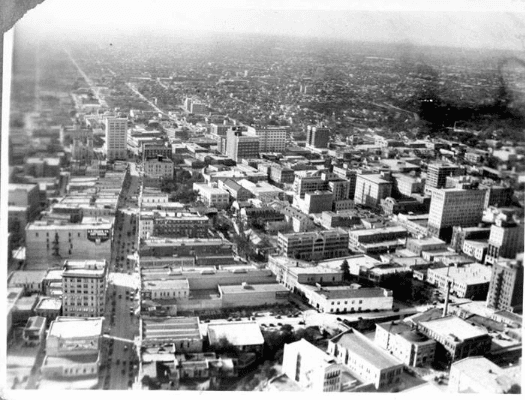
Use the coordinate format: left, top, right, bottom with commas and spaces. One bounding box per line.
328, 328, 404, 389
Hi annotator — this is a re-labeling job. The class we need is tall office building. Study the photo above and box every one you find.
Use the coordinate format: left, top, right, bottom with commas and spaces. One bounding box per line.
354, 172, 393, 208
486, 217, 524, 264
427, 187, 486, 241
105, 117, 128, 161
226, 128, 259, 162
306, 125, 330, 149
486, 255, 523, 312
426, 163, 462, 190
62, 260, 107, 318
247, 126, 287, 152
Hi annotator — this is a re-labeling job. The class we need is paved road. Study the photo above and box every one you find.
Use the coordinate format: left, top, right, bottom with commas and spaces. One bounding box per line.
100, 162, 141, 390
64, 49, 108, 108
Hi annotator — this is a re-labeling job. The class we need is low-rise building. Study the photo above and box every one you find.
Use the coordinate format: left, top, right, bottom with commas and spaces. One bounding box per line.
142, 279, 190, 301
416, 315, 492, 363
144, 155, 174, 179
142, 317, 203, 353
207, 321, 264, 354
449, 356, 521, 394
426, 263, 491, 299
8, 270, 47, 294
462, 239, 488, 263
193, 184, 230, 209
277, 229, 349, 261
328, 329, 404, 389
22, 316, 47, 346
301, 285, 393, 314
218, 282, 289, 308
42, 317, 103, 380
138, 211, 210, 240
374, 321, 436, 367
35, 297, 62, 324
405, 237, 447, 256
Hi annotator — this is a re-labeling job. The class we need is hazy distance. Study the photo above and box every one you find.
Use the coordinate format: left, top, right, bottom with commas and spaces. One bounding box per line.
14, 0, 525, 52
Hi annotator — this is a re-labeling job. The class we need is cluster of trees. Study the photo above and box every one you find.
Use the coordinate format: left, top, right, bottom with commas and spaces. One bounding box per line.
159, 170, 203, 203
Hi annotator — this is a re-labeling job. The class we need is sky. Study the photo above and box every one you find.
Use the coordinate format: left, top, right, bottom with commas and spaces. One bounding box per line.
14, 0, 525, 51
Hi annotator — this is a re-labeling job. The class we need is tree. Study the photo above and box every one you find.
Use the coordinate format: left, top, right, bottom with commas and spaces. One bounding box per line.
340, 259, 351, 281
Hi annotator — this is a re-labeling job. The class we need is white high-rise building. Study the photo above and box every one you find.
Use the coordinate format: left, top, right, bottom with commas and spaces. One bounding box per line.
105, 117, 128, 161
247, 126, 287, 152
428, 187, 486, 241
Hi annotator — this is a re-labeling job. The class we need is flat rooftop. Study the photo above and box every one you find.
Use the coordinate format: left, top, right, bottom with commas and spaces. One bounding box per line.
44, 353, 99, 366
208, 321, 264, 346
9, 270, 47, 285
219, 282, 287, 294
25, 315, 46, 330
430, 263, 492, 285
332, 329, 402, 370
143, 317, 202, 342
36, 297, 62, 311
143, 279, 190, 290
419, 315, 489, 341
305, 285, 389, 300
49, 317, 104, 338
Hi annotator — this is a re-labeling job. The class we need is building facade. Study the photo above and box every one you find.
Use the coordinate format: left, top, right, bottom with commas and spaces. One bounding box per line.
25, 220, 113, 267
486, 256, 523, 312
247, 126, 287, 152
354, 173, 393, 208
428, 188, 486, 241
374, 321, 436, 367
306, 125, 330, 149
62, 260, 107, 318
226, 128, 260, 161
282, 339, 343, 392
105, 117, 128, 161
328, 329, 404, 389
144, 155, 174, 179
277, 229, 349, 261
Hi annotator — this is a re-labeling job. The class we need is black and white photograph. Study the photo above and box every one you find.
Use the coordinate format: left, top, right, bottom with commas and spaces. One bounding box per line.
1, 0, 524, 395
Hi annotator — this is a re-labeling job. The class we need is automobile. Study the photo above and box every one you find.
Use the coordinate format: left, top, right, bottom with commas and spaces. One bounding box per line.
121, 369, 126, 375
269, 323, 275, 327
277, 322, 283, 326
122, 361, 126, 366
298, 321, 305, 325
204, 319, 210, 323
235, 317, 242, 321
124, 345, 128, 351
275, 315, 282, 319
393, 307, 400, 312
260, 323, 267, 327
227, 317, 233, 322
336, 317, 342, 321
116, 359, 120, 365
118, 294, 122, 299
